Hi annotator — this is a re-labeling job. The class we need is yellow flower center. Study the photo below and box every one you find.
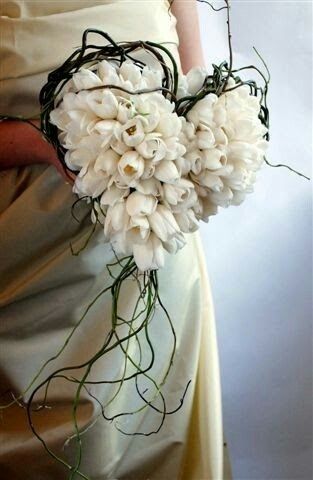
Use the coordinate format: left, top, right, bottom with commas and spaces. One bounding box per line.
126, 125, 137, 136
124, 165, 136, 175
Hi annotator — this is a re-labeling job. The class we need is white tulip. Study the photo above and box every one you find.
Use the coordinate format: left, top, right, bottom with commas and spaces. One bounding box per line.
174, 157, 188, 177
136, 134, 166, 162
186, 95, 217, 129
121, 118, 145, 147
163, 137, 186, 161
183, 150, 202, 175
210, 187, 234, 207
197, 193, 218, 220
197, 170, 224, 191
93, 119, 118, 148
72, 68, 103, 90
49, 107, 70, 131
97, 60, 120, 85
119, 61, 142, 89
116, 100, 133, 124
141, 66, 163, 90
176, 75, 189, 100
65, 148, 92, 173
86, 90, 118, 119
174, 208, 199, 233
65, 91, 91, 111
156, 112, 182, 138
163, 232, 186, 254
66, 109, 98, 136
141, 159, 155, 180
65, 134, 103, 171
162, 178, 194, 206
126, 215, 150, 245
185, 66, 207, 95
196, 128, 216, 149
100, 184, 129, 207
126, 191, 157, 217
94, 148, 120, 176
110, 128, 129, 155
201, 149, 227, 170
104, 201, 129, 236
148, 204, 180, 242
73, 166, 109, 198
154, 160, 180, 183
133, 233, 164, 271
117, 151, 145, 185
133, 96, 161, 132
136, 178, 162, 196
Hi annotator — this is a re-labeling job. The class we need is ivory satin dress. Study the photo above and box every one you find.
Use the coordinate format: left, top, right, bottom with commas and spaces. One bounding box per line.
0, 1, 229, 478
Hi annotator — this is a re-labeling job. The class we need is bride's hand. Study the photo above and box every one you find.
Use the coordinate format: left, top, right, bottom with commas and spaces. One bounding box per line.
0, 118, 76, 185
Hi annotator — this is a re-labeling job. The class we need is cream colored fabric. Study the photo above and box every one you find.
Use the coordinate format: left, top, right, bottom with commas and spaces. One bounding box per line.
0, 1, 225, 478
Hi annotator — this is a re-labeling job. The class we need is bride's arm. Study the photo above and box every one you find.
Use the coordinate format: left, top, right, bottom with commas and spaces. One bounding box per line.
0, 120, 73, 181
170, 0, 205, 72
0, 120, 56, 169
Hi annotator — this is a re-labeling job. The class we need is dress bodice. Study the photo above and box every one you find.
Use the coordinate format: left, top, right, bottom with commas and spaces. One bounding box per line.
0, 0, 179, 116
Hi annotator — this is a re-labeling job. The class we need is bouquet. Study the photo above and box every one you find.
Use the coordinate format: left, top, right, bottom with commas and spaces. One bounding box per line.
1, 2, 306, 479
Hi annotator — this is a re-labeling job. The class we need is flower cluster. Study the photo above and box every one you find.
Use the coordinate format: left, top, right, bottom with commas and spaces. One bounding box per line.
177, 70, 269, 221
50, 60, 196, 270
50, 62, 268, 270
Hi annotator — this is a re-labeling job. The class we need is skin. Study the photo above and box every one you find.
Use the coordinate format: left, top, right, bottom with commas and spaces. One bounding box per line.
0, 0, 204, 182
171, 0, 205, 72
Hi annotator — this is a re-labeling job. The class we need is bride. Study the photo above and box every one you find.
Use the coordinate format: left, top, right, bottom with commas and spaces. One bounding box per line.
0, 1, 229, 478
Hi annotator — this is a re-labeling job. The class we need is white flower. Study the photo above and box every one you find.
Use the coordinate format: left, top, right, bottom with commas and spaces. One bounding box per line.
104, 201, 129, 237
185, 80, 268, 215
94, 148, 120, 176
136, 178, 162, 196
64, 134, 103, 172
93, 119, 117, 145
100, 184, 129, 207
132, 95, 162, 132
97, 60, 120, 85
136, 134, 166, 162
73, 166, 109, 198
174, 208, 199, 233
126, 215, 150, 245
126, 191, 157, 217
156, 112, 182, 138
185, 67, 207, 95
141, 66, 163, 90
148, 205, 180, 242
117, 151, 145, 186
121, 118, 146, 147
162, 233, 186, 255
196, 129, 215, 149
154, 160, 180, 183
133, 233, 165, 271
176, 67, 207, 99
72, 68, 103, 90
119, 61, 143, 89
86, 90, 118, 119
162, 178, 195, 206
186, 95, 217, 130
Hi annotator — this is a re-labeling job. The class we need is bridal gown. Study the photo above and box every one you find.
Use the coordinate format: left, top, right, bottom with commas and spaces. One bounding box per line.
0, 1, 230, 478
